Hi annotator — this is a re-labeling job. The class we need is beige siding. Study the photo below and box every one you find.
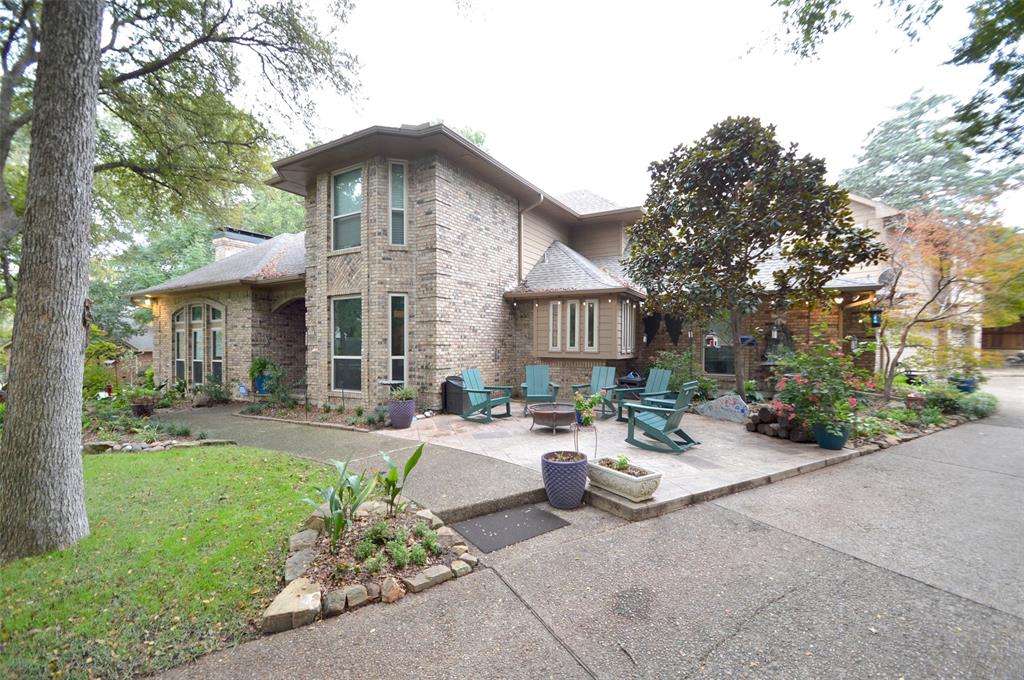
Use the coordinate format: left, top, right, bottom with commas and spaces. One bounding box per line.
521, 211, 571, 277
571, 222, 624, 259
530, 295, 637, 361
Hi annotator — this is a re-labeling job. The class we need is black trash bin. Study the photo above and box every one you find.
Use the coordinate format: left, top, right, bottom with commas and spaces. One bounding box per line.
442, 375, 467, 414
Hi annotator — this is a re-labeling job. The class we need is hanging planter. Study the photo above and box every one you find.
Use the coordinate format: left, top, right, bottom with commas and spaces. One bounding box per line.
664, 315, 683, 345
642, 313, 662, 346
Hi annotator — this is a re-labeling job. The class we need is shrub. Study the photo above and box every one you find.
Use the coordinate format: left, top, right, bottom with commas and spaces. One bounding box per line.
240, 402, 267, 415
377, 444, 424, 515
696, 375, 718, 401
412, 520, 430, 539
386, 539, 409, 568
355, 405, 365, 417
958, 391, 997, 418
390, 385, 417, 401
366, 520, 392, 544
409, 544, 427, 566
851, 415, 895, 439
653, 349, 697, 391
922, 383, 963, 414
919, 406, 945, 425
197, 378, 231, 404
304, 459, 377, 550
363, 554, 383, 574
421, 532, 442, 556
322, 403, 332, 414
354, 538, 375, 561
156, 421, 191, 437
875, 407, 918, 424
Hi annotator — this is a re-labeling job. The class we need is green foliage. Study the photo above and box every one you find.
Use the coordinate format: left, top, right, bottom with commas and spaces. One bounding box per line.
422, 533, 442, 556
0, 402, 6, 431
653, 349, 697, 391
386, 539, 409, 569
366, 520, 392, 544
196, 377, 232, 404
304, 459, 378, 550
409, 544, 428, 566
851, 415, 896, 439
875, 406, 919, 424
0, 446, 327, 679
412, 520, 430, 539
612, 455, 630, 472
919, 405, 945, 425
390, 385, 417, 401
377, 443, 424, 516
743, 379, 765, 403
355, 405, 364, 417
240, 402, 267, 415
354, 538, 375, 561
249, 357, 272, 384
695, 376, 718, 401
83, 363, 116, 398
922, 383, 964, 414
363, 553, 383, 574
958, 391, 998, 418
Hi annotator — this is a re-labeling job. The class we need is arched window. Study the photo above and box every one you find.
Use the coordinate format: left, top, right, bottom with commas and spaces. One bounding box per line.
171, 302, 226, 386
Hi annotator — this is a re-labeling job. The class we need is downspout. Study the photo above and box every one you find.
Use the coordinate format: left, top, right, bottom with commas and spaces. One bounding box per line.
518, 193, 545, 283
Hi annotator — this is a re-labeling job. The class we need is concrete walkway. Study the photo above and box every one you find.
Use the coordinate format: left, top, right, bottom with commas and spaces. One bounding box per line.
161, 375, 1024, 678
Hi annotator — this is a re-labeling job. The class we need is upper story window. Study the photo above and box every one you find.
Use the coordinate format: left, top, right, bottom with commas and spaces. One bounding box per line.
389, 161, 407, 246
332, 167, 363, 250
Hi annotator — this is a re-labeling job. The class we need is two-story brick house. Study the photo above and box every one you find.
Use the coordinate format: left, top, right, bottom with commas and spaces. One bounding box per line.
134, 123, 893, 408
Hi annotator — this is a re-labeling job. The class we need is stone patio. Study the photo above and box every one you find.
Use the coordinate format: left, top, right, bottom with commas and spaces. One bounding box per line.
373, 402, 879, 520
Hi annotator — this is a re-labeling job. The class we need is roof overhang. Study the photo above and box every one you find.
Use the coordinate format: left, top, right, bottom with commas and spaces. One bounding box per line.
128, 274, 305, 302
503, 286, 646, 301
268, 124, 643, 225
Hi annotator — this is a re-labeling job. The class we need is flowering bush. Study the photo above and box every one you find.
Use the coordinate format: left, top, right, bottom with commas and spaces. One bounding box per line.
573, 390, 605, 426
771, 330, 873, 435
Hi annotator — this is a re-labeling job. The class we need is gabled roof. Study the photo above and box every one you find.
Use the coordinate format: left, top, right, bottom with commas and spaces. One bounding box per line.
556, 190, 619, 214
131, 232, 305, 297
505, 241, 644, 299
755, 249, 881, 292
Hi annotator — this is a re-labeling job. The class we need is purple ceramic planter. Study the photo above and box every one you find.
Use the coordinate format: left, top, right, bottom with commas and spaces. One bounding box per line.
541, 451, 588, 509
388, 399, 416, 429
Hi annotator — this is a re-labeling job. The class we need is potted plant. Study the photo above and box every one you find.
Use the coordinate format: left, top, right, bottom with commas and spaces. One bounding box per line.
249, 357, 272, 395
541, 391, 596, 509
124, 386, 160, 417
387, 385, 417, 429
587, 454, 662, 502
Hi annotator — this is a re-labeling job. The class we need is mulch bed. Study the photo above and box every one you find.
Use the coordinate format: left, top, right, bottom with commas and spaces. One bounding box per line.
304, 509, 456, 592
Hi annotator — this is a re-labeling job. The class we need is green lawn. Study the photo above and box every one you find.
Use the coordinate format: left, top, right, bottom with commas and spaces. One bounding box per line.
0, 446, 327, 679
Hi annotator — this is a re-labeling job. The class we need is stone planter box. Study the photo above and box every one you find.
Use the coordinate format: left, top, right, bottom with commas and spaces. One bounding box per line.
586, 461, 662, 502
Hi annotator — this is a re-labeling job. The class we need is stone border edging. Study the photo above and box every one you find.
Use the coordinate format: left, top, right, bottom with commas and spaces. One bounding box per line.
586, 414, 987, 522
234, 412, 373, 433
81, 438, 237, 454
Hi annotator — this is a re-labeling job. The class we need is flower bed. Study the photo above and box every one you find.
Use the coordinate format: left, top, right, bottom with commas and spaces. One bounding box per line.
238, 401, 393, 430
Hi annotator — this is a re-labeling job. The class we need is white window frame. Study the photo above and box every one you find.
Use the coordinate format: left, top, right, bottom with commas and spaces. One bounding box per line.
566, 300, 579, 352
388, 160, 408, 246
190, 304, 205, 385
620, 300, 636, 354
583, 299, 598, 352
389, 293, 408, 383
330, 164, 363, 251
172, 309, 186, 382
331, 295, 362, 393
548, 301, 562, 351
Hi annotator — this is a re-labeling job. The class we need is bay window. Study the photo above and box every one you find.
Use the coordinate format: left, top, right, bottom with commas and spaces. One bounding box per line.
332, 296, 362, 391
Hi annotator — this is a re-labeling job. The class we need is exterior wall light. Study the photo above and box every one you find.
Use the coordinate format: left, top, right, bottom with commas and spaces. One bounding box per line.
869, 309, 883, 328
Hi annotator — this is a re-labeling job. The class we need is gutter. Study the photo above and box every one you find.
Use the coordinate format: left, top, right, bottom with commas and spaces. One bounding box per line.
503, 286, 645, 301
518, 193, 545, 283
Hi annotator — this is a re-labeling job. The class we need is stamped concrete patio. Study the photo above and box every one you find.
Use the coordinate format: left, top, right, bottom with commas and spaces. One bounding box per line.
374, 402, 880, 519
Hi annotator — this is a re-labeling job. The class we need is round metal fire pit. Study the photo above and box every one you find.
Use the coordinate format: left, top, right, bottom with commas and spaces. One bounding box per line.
529, 402, 576, 434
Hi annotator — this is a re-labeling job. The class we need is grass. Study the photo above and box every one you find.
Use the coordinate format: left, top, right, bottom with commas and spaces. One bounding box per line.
0, 446, 327, 679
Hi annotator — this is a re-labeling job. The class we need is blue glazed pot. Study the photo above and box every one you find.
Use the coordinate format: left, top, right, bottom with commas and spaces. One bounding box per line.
388, 399, 416, 429
541, 451, 588, 509
951, 378, 978, 393
254, 375, 269, 395
812, 423, 851, 450
575, 409, 583, 425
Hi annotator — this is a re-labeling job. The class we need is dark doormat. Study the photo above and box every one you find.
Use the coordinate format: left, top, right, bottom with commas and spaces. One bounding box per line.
451, 505, 570, 553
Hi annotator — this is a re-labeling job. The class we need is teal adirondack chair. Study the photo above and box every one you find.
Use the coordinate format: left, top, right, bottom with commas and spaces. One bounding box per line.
459, 368, 513, 423
624, 382, 700, 454
611, 367, 673, 422
571, 366, 617, 419
520, 364, 560, 415
643, 379, 699, 409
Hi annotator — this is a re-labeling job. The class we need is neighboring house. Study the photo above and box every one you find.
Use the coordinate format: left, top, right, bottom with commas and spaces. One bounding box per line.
132, 123, 894, 408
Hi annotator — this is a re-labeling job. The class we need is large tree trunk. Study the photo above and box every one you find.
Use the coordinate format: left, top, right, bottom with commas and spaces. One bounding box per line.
0, 0, 103, 561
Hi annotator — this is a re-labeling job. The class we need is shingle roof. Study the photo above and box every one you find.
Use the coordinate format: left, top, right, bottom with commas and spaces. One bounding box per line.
755, 249, 881, 291
132, 232, 305, 295
556, 190, 620, 214
509, 241, 643, 297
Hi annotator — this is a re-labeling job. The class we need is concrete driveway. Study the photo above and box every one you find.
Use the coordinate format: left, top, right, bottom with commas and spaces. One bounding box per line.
163, 374, 1024, 679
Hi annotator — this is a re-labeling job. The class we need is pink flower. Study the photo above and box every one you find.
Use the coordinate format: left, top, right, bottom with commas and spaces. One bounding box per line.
848, 396, 858, 408
776, 376, 788, 390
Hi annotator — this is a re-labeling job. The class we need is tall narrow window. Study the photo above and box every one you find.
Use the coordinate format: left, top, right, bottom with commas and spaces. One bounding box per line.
172, 309, 186, 381
566, 301, 579, 351
584, 299, 598, 352
332, 167, 363, 250
390, 294, 407, 383
548, 301, 561, 351
190, 305, 204, 385
620, 300, 636, 353
210, 330, 224, 383
389, 161, 407, 246
332, 296, 362, 391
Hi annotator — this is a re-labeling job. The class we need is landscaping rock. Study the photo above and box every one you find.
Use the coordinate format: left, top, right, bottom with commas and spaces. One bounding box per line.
423, 564, 454, 586
322, 590, 346, 618
262, 578, 321, 633
381, 576, 405, 603
192, 393, 212, 408
284, 548, 316, 584
363, 500, 388, 516
789, 427, 815, 443
745, 421, 758, 432
435, 526, 459, 547
460, 553, 478, 567
451, 544, 468, 556
82, 441, 115, 454
757, 406, 774, 423
365, 581, 381, 602
451, 560, 471, 577
882, 434, 902, 448
401, 573, 431, 593
344, 584, 369, 609
415, 509, 443, 529
289, 529, 319, 552
757, 423, 770, 435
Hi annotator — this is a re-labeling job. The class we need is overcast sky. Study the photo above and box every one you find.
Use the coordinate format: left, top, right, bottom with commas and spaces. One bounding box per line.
296, 0, 1022, 224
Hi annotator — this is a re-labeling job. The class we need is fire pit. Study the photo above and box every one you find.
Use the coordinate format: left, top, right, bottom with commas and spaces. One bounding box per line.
529, 402, 576, 434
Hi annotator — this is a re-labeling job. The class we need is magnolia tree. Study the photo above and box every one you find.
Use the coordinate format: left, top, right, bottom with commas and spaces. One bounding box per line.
875, 213, 1024, 399
625, 116, 885, 398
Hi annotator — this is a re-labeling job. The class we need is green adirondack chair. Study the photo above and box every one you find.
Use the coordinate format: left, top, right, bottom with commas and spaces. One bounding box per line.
611, 367, 673, 421
571, 366, 617, 419
624, 381, 700, 454
643, 379, 699, 409
520, 364, 560, 415
459, 368, 513, 423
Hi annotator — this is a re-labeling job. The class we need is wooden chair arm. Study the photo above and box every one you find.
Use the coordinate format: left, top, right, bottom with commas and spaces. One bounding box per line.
626, 403, 676, 416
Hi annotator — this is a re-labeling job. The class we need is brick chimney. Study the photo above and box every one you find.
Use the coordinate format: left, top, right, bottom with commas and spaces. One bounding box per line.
212, 227, 272, 261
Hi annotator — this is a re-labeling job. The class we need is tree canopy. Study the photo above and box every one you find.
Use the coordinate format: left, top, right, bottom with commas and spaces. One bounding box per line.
625, 116, 885, 394
773, 0, 1024, 158
840, 91, 1023, 223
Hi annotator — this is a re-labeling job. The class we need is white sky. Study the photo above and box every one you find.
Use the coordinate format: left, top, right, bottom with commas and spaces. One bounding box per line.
295, 0, 1022, 225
